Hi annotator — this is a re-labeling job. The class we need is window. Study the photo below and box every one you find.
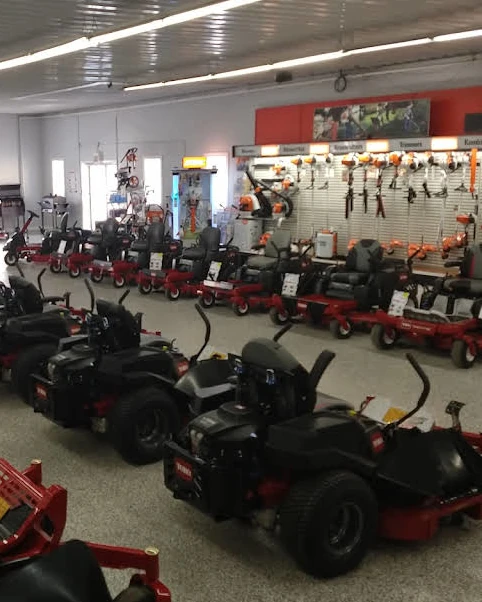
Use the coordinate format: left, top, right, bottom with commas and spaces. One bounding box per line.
144, 157, 163, 206
81, 162, 117, 229
52, 159, 65, 197
206, 154, 228, 219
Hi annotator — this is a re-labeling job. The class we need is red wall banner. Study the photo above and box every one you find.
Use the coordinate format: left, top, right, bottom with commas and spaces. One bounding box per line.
255, 87, 482, 144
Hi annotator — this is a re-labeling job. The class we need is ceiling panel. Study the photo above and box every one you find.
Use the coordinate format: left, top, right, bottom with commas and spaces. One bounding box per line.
0, 0, 478, 113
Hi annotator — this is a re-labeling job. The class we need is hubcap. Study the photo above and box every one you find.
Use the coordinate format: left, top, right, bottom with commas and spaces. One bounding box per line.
466, 346, 476, 363
136, 409, 167, 449
383, 329, 395, 344
340, 323, 351, 336
327, 502, 364, 556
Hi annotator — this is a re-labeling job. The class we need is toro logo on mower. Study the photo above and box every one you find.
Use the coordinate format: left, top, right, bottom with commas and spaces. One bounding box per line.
174, 458, 193, 481
370, 432, 385, 453
176, 360, 189, 377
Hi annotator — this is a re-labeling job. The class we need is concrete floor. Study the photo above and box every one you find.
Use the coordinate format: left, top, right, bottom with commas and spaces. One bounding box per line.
2, 263, 482, 602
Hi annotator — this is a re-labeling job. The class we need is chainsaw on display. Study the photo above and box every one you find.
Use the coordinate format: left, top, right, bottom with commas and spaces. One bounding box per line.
373, 154, 388, 218
357, 152, 372, 214
342, 153, 360, 219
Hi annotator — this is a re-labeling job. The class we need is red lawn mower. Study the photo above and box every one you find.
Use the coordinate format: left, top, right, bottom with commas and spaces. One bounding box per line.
3, 210, 68, 266
165, 326, 482, 578
0, 458, 170, 601
87, 218, 136, 285
269, 239, 417, 338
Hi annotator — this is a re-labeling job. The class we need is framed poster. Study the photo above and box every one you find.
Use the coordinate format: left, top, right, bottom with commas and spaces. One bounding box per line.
313, 99, 430, 141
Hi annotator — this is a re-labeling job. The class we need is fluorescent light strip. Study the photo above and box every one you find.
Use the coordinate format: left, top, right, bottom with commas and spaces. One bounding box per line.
90, 0, 262, 45
434, 29, 482, 42
0, 0, 261, 72
124, 30, 477, 92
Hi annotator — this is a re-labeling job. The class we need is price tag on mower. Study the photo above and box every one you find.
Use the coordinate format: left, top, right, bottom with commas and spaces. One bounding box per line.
207, 261, 222, 282
388, 290, 409, 316
150, 253, 163, 271
0, 497, 10, 521
282, 273, 300, 297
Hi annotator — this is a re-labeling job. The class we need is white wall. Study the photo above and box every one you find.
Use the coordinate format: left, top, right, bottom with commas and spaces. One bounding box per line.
19, 117, 43, 212
36, 56, 482, 227
0, 114, 20, 186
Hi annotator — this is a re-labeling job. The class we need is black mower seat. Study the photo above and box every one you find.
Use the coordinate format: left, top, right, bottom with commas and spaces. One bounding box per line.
8, 276, 44, 314
87, 233, 103, 245
131, 240, 148, 253
6, 312, 69, 337
247, 255, 279, 271
444, 278, 482, 296
441, 244, 482, 297
183, 246, 207, 261
0, 540, 115, 602
242, 338, 299, 372
330, 272, 369, 286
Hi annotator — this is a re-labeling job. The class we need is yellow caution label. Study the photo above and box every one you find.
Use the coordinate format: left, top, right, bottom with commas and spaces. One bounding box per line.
0, 497, 10, 520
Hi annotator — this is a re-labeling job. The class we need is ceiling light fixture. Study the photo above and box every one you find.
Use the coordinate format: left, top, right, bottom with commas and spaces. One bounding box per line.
90, 0, 262, 45
0, 0, 261, 73
433, 29, 482, 42
0, 37, 90, 72
348, 38, 432, 55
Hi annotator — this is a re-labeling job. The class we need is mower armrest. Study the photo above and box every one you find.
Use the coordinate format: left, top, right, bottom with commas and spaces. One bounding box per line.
444, 260, 462, 268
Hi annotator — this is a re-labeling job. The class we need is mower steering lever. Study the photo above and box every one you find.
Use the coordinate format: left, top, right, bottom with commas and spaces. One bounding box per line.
393, 353, 430, 428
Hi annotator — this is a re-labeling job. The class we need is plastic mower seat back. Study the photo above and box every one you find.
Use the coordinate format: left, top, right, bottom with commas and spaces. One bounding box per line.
183, 226, 221, 263
443, 244, 482, 297
326, 239, 383, 304
96, 299, 141, 350
8, 276, 44, 314
0, 540, 114, 602
246, 229, 291, 271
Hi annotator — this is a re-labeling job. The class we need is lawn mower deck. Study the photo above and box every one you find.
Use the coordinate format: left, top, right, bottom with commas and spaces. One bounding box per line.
371, 307, 482, 368
0, 458, 171, 601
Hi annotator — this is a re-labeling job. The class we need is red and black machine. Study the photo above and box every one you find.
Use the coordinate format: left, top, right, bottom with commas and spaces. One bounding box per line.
164, 326, 482, 579
269, 239, 416, 337
0, 458, 170, 601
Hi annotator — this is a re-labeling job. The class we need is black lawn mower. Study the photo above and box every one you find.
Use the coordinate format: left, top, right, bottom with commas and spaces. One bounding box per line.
164, 328, 482, 578
30, 289, 236, 465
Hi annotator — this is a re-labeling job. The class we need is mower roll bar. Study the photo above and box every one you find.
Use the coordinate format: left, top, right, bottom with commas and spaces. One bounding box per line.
394, 353, 431, 428
191, 303, 212, 365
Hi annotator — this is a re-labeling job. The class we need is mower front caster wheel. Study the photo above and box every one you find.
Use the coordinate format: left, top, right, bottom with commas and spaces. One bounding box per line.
113, 275, 126, 288
68, 266, 81, 278
370, 323, 398, 350
200, 293, 215, 308
451, 339, 476, 369
109, 387, 180, 465
166, 287, 181, 301
280, 470, 377, 578
269, 307, 289, 326
138, 282, 152, 295
90, 272, 104, 284
233, 301, 249, 316
4, 253, 17, 266
329, 319, 353, 339
49, 262, 62, 274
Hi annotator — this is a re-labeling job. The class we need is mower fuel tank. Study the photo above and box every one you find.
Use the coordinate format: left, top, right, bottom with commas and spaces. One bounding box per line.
266, 411, 379, 472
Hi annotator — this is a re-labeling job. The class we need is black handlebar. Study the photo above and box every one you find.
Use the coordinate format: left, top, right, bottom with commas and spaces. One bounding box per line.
118, 290, 130, 305
273, 323, 292, 342
191, 303, 212, 365
28, 210, 40, 219
15, 264, 25, 279
394, 353, 430, 427
84, 279, 95, 313
37, 269, 46, 297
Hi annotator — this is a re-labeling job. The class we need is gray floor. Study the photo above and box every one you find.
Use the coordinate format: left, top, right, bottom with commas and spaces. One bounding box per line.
3, 263, 482, 602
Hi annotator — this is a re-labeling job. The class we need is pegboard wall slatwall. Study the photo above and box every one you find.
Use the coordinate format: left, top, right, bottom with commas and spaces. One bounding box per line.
246, 153, 481, 269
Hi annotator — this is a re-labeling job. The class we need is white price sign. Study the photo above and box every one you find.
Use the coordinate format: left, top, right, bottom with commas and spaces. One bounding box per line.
150, 253, 164, 271
388, 290, 410, 316
282, 273, 300, 297
207, 261, 222, 282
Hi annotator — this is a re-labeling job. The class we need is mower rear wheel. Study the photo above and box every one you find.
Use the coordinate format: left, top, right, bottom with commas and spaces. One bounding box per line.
4, 253, 17, 266
200, 293, 215, 308
91, 272, 104, 284
280, 471, 377, 578
370, 323, 398, 350
113, 584, 156, 602
109, 387, 180, 465
269, 306, 289, 326
166, 287, 181, 301
138, 282, 152, 295
451, 339, 476, 369
329, 319, 353, 339
113, 274, 126, 288
12, 343, 58, 404
233, 301, 249, 316
49, 262, 62, 274
68, 266, 81, 278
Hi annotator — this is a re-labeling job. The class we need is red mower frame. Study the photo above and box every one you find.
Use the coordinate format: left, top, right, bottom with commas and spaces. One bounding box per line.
0, 458, 171, 600
371, 309, 482, 368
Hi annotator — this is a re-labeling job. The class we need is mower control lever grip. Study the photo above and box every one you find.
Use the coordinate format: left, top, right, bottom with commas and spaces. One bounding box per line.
118, 289, 130, 305
273, 323, 292, 343
84, 278, 95, 313
191, 303, 212, 365
395, 353, 430, 427
37, 268, 46, 297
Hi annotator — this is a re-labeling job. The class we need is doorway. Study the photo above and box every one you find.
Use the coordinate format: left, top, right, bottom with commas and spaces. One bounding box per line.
81, 162, 117, 229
